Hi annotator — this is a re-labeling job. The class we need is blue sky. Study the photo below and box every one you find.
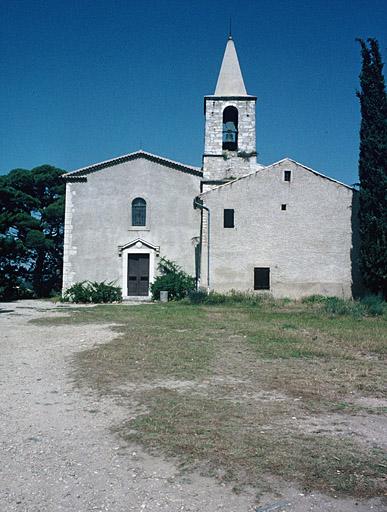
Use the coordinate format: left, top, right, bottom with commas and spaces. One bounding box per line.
1, 0, 386, 185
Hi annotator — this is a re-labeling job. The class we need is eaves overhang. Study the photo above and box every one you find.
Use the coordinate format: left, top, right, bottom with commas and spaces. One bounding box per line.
204, 95, 257, 101
199, 157, 355, 197
62, 150, 203, 180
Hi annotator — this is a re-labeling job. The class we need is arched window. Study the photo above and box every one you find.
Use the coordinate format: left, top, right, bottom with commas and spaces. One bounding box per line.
132, 197, 146, 226
222, 106, 238, 151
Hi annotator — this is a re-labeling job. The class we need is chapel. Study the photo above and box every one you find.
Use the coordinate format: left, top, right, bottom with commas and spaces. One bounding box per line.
62, 36, 359, 299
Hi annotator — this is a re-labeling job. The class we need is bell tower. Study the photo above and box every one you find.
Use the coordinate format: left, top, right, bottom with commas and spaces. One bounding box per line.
203, 36, 257, 185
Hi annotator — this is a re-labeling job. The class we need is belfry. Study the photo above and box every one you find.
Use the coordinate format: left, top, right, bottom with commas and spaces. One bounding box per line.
203, 36, 258, 185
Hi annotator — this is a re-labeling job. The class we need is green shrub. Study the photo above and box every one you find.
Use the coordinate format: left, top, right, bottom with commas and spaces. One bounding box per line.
228, 290, 270, 305
323, 297, 345, 315
88, 281, 122, 303
0, 273, 35, 301
151, 258, 195, 301
188, 290, 385, 317
323, 297, 366, 318
187, 289, 271, 306
62, 281, 122, 303
360, 295, 385, 316
62, 281, 90, 303
302, 294, 385, 318
187, 289, 208, 304
319, 296, 385, 318
301, 295, 329, 304
204, 291, 228, 304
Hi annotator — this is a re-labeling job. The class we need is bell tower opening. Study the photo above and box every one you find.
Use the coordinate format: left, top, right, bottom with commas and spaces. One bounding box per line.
222, 106, 238, 151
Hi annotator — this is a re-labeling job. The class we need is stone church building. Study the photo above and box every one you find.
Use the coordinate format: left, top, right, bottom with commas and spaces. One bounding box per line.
62, 37, 359, 299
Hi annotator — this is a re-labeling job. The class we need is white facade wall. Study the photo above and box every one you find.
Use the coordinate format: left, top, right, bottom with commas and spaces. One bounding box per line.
200, 159, 357, 299
62, 157, 201, 296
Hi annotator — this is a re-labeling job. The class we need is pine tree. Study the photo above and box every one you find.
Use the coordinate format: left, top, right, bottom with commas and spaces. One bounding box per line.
356, 38, 387, 297
0, 165, 65, 299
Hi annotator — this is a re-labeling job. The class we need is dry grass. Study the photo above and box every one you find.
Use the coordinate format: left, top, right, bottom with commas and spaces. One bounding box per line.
34, 301, 387, 498
118, 389, 385, 497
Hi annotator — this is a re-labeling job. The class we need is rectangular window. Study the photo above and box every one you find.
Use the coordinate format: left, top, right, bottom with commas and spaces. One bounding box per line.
254, 267, 270, 290
284, 170, 291, 182
281, 204, 287, 211
223, 209, 235, 228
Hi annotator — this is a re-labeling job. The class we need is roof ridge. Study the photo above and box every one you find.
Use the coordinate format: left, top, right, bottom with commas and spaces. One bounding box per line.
280, 158, 355, 190
62, 150, 202, 179
200, 158, 354, 195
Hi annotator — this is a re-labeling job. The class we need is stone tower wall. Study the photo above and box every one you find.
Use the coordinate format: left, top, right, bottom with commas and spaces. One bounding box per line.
203, 97, 257, 181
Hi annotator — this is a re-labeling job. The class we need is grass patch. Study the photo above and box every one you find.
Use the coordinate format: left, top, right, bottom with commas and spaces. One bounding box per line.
247, 330, 326, 359
35, 300, 387, 498
63, 305, 216, 389
118, 389, 386, 497
188, 289, 276, 306
301, 294, 386, 317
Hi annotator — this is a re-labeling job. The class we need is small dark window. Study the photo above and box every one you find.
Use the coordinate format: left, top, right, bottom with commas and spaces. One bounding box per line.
254, 267, 270, 290
132, 197, 146, 226
281, 204, 287, 211
223, 209, 234, 228
284, 170, 291, 182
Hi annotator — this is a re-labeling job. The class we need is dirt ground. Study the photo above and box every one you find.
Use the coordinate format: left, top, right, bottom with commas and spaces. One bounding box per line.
0, 300, 385, 512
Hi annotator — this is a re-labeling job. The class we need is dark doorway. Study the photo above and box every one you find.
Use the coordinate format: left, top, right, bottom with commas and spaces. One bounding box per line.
127, 254, 150, 296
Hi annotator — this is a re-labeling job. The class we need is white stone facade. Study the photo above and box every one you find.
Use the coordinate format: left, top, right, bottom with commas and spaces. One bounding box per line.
62, 183, 76, 291
62, 153, 201, 298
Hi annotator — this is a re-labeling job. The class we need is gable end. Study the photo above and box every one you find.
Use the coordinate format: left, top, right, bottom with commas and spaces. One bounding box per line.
63, 150, 203, 180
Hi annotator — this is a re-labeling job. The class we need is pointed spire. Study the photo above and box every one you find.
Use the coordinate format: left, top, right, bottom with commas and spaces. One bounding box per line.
214, 37, 247, 96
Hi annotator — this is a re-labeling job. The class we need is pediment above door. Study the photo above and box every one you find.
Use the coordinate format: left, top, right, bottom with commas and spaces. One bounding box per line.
118, 238, 160, 256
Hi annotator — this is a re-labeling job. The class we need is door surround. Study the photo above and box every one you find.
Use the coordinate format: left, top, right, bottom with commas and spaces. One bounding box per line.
120, 239, 158, 299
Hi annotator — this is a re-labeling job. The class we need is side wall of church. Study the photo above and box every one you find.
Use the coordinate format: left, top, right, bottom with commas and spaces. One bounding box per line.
199, 160, 357, 299
62, 158, 201, 293
203, 98, 257, 181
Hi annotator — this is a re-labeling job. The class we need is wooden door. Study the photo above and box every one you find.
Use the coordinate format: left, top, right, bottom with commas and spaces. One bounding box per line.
127, 254, 150, 296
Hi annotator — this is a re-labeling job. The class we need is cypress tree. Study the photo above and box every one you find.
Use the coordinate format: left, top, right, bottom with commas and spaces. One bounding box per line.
356, 38, 387, 297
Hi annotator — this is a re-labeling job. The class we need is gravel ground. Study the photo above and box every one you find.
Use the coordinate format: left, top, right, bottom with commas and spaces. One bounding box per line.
0, 300, 384, 512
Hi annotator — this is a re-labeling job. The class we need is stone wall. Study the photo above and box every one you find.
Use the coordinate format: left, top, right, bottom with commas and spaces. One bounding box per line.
62, 182, 76, 291
203, 97, 257, 181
